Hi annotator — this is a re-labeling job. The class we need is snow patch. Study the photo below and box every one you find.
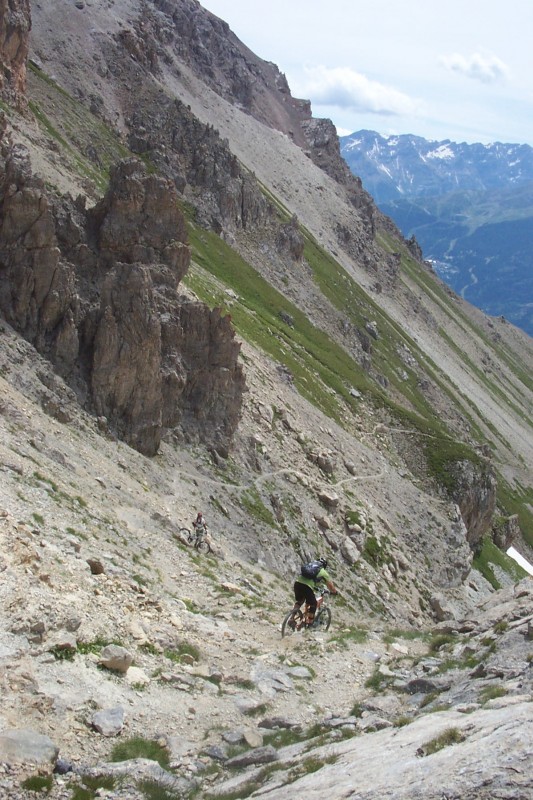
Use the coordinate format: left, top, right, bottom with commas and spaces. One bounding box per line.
507, 546, 533, 576
426, 144, 455, 160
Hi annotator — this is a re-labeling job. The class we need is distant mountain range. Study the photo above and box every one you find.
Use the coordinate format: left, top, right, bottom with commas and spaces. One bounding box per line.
340, 130, 533, 337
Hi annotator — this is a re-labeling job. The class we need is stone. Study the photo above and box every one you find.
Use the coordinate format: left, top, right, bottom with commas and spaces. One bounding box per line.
91, 707, 125, 737
98, 644, 133, 673
126, 667, 150, 687
202, 745, 228, 761
258, 717, 301, 731
340, 536, 361, 565
243, 729, 264, 748
318, 489, 339, 509
87, 558, 105, 575
0, 140, 245, 458
222, 730, 245, 745
0, 729, 59, 766
225, 745, 278, 768
47, 631, 77, 653
0, 0, 30, 109
285, 666, 313, 679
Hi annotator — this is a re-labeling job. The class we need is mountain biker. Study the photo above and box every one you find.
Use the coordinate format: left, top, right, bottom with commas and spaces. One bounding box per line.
192, 512, 208, 544
293, 557, 338, 627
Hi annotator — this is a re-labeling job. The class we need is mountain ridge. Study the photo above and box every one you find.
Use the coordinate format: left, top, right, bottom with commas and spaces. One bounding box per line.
340, 129, 533, 335
340, 129, 533, 202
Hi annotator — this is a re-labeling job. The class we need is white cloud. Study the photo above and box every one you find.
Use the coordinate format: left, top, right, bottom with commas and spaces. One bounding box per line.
440, 51, 510, 84
297, 66, 420, 117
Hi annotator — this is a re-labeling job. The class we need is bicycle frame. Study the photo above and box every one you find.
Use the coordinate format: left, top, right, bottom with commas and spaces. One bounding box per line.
281, 588, 332, 636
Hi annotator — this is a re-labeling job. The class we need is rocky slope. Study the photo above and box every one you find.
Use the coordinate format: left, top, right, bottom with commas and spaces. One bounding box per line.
0, 300, 532, 800
0, 1, 532, 798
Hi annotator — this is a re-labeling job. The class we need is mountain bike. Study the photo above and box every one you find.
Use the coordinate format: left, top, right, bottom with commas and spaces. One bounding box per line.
281, 587, 332, 637
179, 527, 212, 554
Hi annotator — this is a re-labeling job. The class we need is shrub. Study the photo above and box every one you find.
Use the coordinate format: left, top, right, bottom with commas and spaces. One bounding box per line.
164, 641, 200, 663
21, 775, 53, 793
423, 727, 464, 755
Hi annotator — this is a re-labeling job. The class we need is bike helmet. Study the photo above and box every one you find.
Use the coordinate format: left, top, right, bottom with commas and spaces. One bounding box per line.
318, 557, 328, 568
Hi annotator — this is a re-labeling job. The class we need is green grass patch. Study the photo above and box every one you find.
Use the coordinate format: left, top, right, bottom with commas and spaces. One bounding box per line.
186, 225, 366, 425
185, 213, 502, 501
473, 536, 527, 589
496, 480, 533, 550
136, 780, 181, 800
428, 633, 457, 653
330, 625, 368, 648
479, 684, 508, 703
21, 775, 53, 793
362, 534, 389, 568
111, 737, 169, 769
383, 628, 427, 643
239, 487, 277, 527
423, 727, 464, 755
364, 668, 391, 692
164, 641, 200, 664
77, 637, 110, 655
27, 64, 131, 194
243, 702, 270, 717
70, 775, 117, 800
49, 645, 76, 661
423, 439, 482, 496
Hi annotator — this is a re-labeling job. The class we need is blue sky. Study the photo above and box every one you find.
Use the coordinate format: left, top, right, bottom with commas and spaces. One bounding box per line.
199, 0, 533, 146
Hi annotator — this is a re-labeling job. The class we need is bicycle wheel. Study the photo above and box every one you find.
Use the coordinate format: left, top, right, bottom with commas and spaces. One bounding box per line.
314, 606, 332, 631
180, 528, 193, 545
281, 609, 303, 638
195, 537, 212, 554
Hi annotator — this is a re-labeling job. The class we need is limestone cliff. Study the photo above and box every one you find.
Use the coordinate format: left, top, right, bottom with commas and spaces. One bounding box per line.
0, 123, 245, 455
0, 0, 30, 108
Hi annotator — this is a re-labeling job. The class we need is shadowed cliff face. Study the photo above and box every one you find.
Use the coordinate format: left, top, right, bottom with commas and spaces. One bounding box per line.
0, 125, 245, 455
0, 0, 30, 108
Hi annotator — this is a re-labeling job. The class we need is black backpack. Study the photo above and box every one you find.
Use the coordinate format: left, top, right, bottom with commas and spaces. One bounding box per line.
300, 560, 322, 579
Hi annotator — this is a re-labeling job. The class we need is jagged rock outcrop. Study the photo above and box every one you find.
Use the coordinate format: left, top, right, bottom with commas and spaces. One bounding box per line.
276, 215, 304, 261
0, 0, 30, 108
0, 114, 77, 358
91, 159, 190, 278
450, 459, 497, 548
0, 127, 245, 455
492, 513, 520, 551
126, 95, 272, 234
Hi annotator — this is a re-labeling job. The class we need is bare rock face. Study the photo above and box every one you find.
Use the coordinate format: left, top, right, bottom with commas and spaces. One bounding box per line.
126, 95, 272, 234
91, 263, 164, 455
450, 459, 497, 548
0, 128, 245, 456
0, 115, 78, 362
492, 513, 520, 551
91, 160, 190, 278
0, 0, 30, 108
276, 215, 305, 261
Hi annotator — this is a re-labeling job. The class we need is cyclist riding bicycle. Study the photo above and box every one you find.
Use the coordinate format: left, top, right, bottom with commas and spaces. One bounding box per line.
192, 511, 208, 545
293, 557, 338, 627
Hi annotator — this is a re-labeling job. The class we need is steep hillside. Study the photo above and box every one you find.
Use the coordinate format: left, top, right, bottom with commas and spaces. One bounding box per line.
0, 1, 532, 798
